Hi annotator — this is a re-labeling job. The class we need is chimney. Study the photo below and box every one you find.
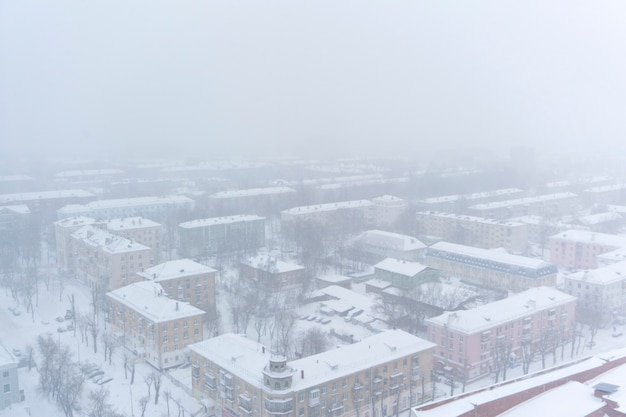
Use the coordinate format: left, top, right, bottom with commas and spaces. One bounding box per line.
301, 370, 304, 379
262, 346, 265, 354
176, 302, 179, 311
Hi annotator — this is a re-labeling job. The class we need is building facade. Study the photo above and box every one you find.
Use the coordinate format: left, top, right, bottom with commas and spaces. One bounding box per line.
207, 187, 296, 217
415, 211, 528, 254
56, 195, 194, 221
424, 242, 557, 292
350, 230, 427, 263
425, 287, 577, 382
549, 230, 626, 271
179, 215, 266, 259
374, 258, 439, 290
467, 192, 580, 220
106, 281, 205, 369
240, 255, 305, 300
106, 217, 163, 265
189, 330, 436, 417
0, 342, 21, 410
138, 259, 217, 318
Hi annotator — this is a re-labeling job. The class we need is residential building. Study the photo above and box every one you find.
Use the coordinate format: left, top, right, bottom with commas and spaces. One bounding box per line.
416, 188, 524, 212
562, 261, 626, 324
467, 192, 580, 219
424, 242, 557, 292
582, 183, 626, 206
106, 217, 163, 265
207, 187, 296, 216
54, 216, 99, 273
70, 225, 152, 290
416, 211, 528, 254
370, 195, 407, 228
374, 258, 438, 290
0, 189, 95, 221
0, 342, 21, 410
549, 230, 626, 270
350, 230, 427, 263
0, 205, 30, 232
575, 212, 623, 234
56, 195, 194, 222
240, 255, 305, 300
189, 330, 436, 417
178, 215, 265, 259
313, 178, 408, 204
138, 259, 217, 318
107, 280, 205, 369
425, 287, 577, 382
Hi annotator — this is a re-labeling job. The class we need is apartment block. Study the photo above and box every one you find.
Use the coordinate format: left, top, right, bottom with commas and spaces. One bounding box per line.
178, 215, 265, 258
240, 255, 305, 300
374, 258, 438, 290
70, 225, 151, 290
416, 211, 528, 254
562, 261, 626, 324
189, 330, 436, 417
106, 216, 163, 265
467, 192, 580, 220
107, 280, 205, 369
54, 216, 99, 273
416, 188, 524, 212
56, 195, 194, 221
424, 242, 557, 292
207, 187, 296, 216
582, 183, 626, 206
0, 342, 21, 410
138, 259, 217, 318
425, 287, 577, 382
350, 230, 427, 263
549, 230, 626, 270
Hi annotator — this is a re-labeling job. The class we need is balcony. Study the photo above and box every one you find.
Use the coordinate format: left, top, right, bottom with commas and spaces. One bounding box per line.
265, 397, 293, 414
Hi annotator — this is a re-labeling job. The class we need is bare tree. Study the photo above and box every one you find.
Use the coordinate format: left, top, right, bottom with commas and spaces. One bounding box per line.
139, 396, 149, 417
87, 387, 124, 417
144, 373, 154, 398
102, 333, 115, 365
89, 319, 100, 353
298, 327, 329, 357
164, 389, 172, 417
152, 371, 162, 405
24, 344, 35, 371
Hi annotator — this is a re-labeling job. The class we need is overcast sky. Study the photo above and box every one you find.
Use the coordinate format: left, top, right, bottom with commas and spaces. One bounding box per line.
1, 1, 625, 161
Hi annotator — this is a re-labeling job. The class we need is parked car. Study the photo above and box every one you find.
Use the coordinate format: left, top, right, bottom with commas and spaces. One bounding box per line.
88, 370, 104, 379
12, 349, 22, 357
57, 326, 66, 333
55, 316, 64, 323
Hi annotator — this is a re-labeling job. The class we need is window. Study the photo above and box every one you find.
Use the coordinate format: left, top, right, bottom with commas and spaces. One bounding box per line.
163, 336, 169, 342
332, 382, 337, 391
1, 371, 7, 378
299, 392, 305, 402
2, 384, 8, 393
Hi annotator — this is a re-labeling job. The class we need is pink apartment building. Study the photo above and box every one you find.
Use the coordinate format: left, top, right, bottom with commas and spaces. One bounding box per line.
425, 287, 577, 382
549, 229, 626, 271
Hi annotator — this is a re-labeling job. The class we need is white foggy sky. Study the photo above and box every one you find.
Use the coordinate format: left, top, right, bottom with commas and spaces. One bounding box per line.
1, 1, 625, 160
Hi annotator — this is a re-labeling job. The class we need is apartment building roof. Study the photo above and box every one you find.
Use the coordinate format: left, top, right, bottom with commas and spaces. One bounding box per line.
0, 342, 18, 367
54, 216, 97, 228
315, 177, 408, 190
0, 189, 95, 204
469, 192, 578, 210
427, 241, 555, 272
425, 287, 576, 334
549, 229, 626, 248
72, 225, 150, 254
189, 330, 435, 391
417, 211, 525, 227
106, 217, 161, 231
0, 175, 32, 182
138, 259, 216, 281
209, 187, 295, 199
584, 183, 626, 193
354, 230, 426, 251
282, 200, 373, 215
375, 258, 429, 277
578, 212, 622, 226
107, 281, 204, 323
565, 261, 626, 285
241, 255, 304, 274
418, 188, 524, 205
55, 169, 125, 178
179, 215, 264, 229
0, 205, 30, 214
58, 195, 193, 215
598, 247, 626, 264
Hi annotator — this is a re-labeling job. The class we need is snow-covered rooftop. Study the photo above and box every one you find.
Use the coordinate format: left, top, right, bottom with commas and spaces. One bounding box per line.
0, 175, 32, 182
106, 217, 161, 231
0, 189, 95, 204
426, 287, 576, 334
428, 241, 554, 270
418, 188, 524, 204
189, 330, 435, 391
71, 225, 150, 254
0, 342, 18, 367
242, 255, 304, 273
578, 212, 622, 226
209, 187, 295, 198
179, 215, 264, 229
54, 169, 125, 178
282, 200, 373, 215
417, 211, 525, 227
584, 183, 626, 193
550, 229, 626, 248
138, 259, 216, 281
354, 230, 426, 251
566, 261, 626, 285
0, 205, 30, 214
469, 192, 578, 210
374, 258, 428, 277
107, 281, 204, 323
58, 195, 193, 214
54, 216, 97, 228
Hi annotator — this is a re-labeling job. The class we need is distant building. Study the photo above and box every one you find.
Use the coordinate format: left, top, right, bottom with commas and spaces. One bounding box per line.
70, 225, 151, 290
416, 188, 524, 212
416, 211, 528, 254
106, 280, 205, 369
138, 259, 217, 318
207, 187, 296, 216
467, 192, 580, 220
424, 242, 557, 292
240, 255, 305, 299
549, 229, 626, 270
350, 230, 426, 263
425, 287, 577, 382
178, 215, 265, 258
0, 189, 95, 221
575, 212, 623, 234
106, 217, 163, 265
56, 195, 194, 222
582, 183, 626, 206
54, 216, 99, 273
374, 258, 438, 291
189, 330, 436, 417
0, 342, 21, 410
